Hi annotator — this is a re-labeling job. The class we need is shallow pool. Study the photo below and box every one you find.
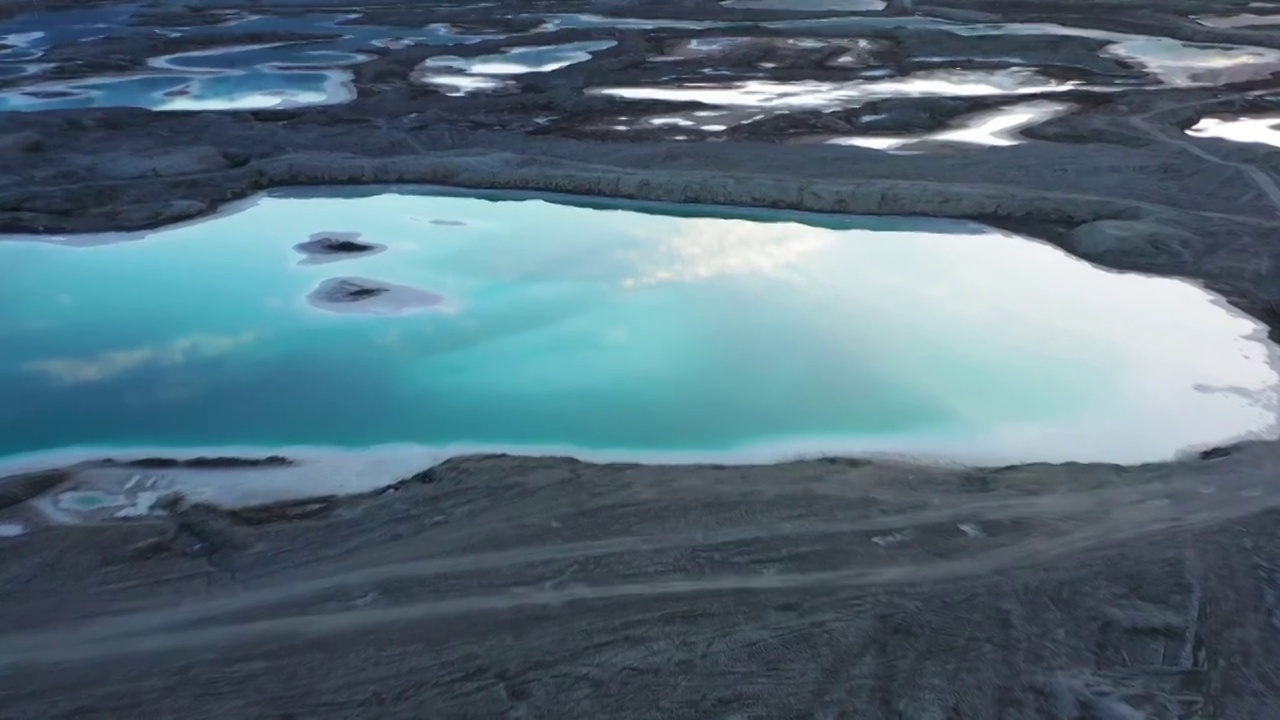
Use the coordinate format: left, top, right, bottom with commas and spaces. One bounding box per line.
0, 69, 355, 112
0, 10, 499, 111
0, 189, 1276, 467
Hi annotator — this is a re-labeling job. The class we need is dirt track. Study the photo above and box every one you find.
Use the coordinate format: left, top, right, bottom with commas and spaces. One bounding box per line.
2, 448, 1280, 718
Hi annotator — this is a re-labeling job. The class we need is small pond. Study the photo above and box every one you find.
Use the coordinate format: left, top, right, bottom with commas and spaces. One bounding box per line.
0, 189, 1275, 467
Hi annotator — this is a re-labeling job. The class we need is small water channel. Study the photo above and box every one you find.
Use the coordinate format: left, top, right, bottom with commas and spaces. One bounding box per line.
0, 189, 1275, 469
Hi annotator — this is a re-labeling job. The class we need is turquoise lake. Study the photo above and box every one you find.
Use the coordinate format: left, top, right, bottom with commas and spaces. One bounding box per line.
1, 188, 1276, 467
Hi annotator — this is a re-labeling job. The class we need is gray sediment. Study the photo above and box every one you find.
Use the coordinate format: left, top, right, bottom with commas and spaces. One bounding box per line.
4, 0, 1280, 715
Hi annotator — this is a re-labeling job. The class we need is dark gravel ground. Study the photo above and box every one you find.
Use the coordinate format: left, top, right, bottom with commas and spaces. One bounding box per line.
4, 0, 1280, 716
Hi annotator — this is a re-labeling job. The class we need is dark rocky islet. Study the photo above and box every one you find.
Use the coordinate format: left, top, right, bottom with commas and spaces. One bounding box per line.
292, 231, 387, 265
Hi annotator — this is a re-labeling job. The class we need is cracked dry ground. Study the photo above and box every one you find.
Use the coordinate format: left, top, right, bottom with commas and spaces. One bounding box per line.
5, 0, 1280, 717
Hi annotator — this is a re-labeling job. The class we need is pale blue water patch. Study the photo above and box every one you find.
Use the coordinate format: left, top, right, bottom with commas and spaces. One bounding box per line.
0, 32, 46, 63
187, 12, 499, 48
0, 10, 497, 111
759, 16, 1280, 87
0, 68, 352, 112
414, 40, 618, 95
0, 6, 140, 82
55, 491, 124, 512
150, 43, 372, 72
0, 189, 1277, 466
0, 5, 141, 59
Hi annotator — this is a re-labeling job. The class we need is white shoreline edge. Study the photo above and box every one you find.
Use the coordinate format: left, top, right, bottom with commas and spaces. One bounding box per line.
2, 187, 1279, 513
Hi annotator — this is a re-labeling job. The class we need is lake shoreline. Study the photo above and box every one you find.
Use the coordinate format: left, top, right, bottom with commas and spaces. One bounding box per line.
4, 0, 1280, 714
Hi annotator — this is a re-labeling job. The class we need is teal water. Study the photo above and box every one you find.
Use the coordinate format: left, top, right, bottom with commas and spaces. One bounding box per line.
1, 189, 1276, 466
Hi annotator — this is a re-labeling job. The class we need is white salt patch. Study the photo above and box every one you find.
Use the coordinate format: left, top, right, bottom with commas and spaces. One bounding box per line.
648, 117, 697, 127
112, 491, 163, 518
0, 69, 356, 112
412, 72, 511, 96
593, 69, 1078, 110
3, 447, 450, 511
154, 73, 356, 111
1187, 115, 1280, 149
421, 40, 615, 76
872, 530, 911, 547
832, 135, 917, 151
931, 101, 1069, 145
830, 100, 1072, 152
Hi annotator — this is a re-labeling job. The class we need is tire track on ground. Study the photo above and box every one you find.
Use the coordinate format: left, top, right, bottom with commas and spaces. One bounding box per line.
2, 482, 1275, 668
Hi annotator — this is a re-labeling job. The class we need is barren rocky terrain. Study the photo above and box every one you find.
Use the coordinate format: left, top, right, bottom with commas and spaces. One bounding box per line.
4, 0, 1280, 717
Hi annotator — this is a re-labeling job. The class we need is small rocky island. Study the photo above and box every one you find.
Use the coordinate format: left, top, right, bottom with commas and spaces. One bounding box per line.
292, 232, 386, 265
306, 276, 446, 315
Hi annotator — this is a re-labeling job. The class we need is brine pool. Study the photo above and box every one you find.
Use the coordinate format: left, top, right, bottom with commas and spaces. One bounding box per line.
1, 188, 1277, 470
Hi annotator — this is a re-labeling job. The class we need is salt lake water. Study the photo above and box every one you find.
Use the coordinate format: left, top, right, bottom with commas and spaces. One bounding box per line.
0, 189, 1276, 468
